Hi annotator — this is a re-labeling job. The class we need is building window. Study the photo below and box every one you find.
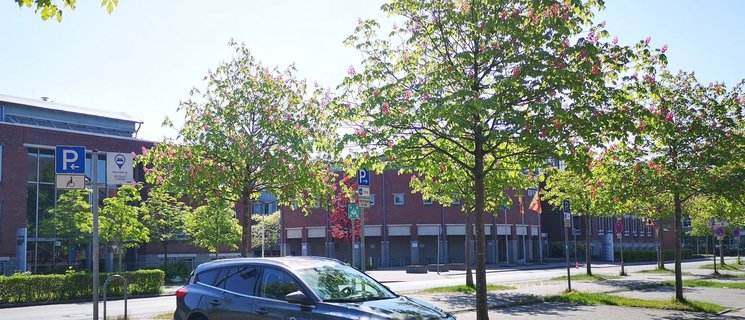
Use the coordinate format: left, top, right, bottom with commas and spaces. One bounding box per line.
393, 193, 404, 206
423, 198, 433, 205
369, 194, 375, 207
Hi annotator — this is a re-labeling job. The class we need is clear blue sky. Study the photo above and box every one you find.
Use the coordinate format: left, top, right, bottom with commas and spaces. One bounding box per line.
2, 1, 743, 141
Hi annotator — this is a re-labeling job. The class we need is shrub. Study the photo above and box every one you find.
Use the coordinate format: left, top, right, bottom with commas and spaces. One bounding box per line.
0, 269, 164, 305
615, 248, 692, 262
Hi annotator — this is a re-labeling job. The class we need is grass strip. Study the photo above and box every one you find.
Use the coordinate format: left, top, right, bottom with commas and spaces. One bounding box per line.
545, 291, 725, 313
638, 268, 691, 275
661, 279, 745, 289
418, 284, 515, 294
550, 274, 620, 281
700, 264, 745, 271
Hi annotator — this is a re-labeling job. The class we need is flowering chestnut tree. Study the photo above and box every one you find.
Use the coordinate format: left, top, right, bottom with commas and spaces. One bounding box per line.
137, 42, 339, 257
340, 1, 656, 317
625, 69, 745, 302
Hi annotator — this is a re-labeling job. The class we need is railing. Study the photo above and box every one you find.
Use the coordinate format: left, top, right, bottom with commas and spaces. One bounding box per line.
103, 274, 128, 320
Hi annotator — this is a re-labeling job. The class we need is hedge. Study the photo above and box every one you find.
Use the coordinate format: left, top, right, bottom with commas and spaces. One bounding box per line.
615, 248, 693, 262
0, 269, 164, 305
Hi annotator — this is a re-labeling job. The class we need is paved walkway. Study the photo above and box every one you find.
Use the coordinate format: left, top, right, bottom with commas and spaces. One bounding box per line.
397, 258, 745, 319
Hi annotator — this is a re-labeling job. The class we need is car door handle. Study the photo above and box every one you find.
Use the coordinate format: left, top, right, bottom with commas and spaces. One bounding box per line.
208, 299, 221, 306
255, 307, 269, 314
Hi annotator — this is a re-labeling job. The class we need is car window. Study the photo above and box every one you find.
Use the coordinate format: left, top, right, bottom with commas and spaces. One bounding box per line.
196, 268, 226, 288
224, 266, 258, 296
296, 265, 396, 302
259, 268, 301, 301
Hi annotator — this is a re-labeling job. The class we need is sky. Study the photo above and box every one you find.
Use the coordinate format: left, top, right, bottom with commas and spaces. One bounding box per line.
1, 1, 744, 142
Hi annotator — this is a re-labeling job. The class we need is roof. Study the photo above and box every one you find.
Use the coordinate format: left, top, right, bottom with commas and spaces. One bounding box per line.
0, 93, 143, 124
195, 256, 343, 273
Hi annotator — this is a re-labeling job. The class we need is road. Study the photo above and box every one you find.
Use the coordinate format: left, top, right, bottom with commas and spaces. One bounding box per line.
0, 259, 723, 320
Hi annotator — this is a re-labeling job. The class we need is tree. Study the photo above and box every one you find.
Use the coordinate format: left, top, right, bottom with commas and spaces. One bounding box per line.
624, 69, 745, 302
251, 210, 281, 255
140, 186, 190, 272
686, 195, 742, 268
340, 1, 655, 318
185, 200, 242, 259
100, 185, 150, 272
328, 174, 364, 242
14, 0, 118, 22
45, 189, 91, 265
137, 41, 339, 257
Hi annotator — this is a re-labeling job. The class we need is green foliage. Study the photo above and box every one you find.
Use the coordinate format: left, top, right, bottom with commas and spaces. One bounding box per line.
545, 291, 725, 313
136, 41, 339, 256
0, 269, 163, 304
615, 249, 692, 262
45, 189, 92, 245
100, 185, 150, 249
700, 263, 745, 271
250, 210, 280, 252
661, 279, 745, 289
185, 200, 241, 255
14, 0, 118, 22
141, 186, 190, 245
160, 260, 192, 284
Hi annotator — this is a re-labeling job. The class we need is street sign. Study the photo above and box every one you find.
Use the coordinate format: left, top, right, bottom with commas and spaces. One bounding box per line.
55, 146, 86, 174
562, 199, 571, 227
734, 227, 740, 238
562, 199, 571, 214
348, 203, 360, 220
106, 152, 134, 185
644, 217, 655, 227
716, 227, 724, 240
359, 199, 370, 208
615, 218, 624, 236
55, 174, 86, 190
357, 168, 370, 186
358, 186, 370, 197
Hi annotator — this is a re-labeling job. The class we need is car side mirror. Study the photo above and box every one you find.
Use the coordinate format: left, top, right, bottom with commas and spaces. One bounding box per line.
285, 291, 313, 305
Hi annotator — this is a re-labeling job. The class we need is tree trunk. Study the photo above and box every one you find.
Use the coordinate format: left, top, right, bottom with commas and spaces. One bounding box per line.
673, 191, 685, 302
465, 212, 474, 287
720, 240, 725, 266
474, 131, 488, 320
657, 226, 665, 269
585, 214, 592, 276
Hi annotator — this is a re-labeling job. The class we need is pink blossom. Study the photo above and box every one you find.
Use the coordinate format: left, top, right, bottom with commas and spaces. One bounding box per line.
512, 66, 520, 77
382, 102, 390, 114
373, 88, 379, 98
661, 44, 668, 53
286, 113, 292, 121
130, 152, 137, 159
156, 175, 164, 184
665, 111, 674, 122
591, 64, 599, 75
141, 146, 148, 155
347, 65, 356, 76
357, 17, 363, 25
612, 36, 618, 45
404, 90, 412, 100
645, 36, 651, 44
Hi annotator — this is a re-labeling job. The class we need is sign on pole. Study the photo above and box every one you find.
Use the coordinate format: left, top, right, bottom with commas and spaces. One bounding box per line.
56, 175, 86, 190
357, 168, 370, 186
55, 146, 86, 174
734, 227, 740, 238
348, 203, 360, 220
616, 219, 624, 239
562, 199, 571, 227
716, 227, 725, 241
106, 152, 134, 185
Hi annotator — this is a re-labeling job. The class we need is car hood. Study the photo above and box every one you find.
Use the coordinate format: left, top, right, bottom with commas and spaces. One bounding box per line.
330, 296, 452, 320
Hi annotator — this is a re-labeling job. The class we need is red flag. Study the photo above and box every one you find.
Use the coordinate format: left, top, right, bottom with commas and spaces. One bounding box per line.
529, 189, 542, 214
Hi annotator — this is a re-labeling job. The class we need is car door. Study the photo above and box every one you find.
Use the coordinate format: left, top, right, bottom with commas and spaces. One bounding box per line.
219, 265, 260, 320
252, 267, 316, 320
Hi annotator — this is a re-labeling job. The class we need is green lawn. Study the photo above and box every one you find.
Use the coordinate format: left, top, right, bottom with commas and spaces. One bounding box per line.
551, 274, 621, 281
545, 291, 725, 313
638, 268, 690, 275
661, 279, 745, 289
418, 284, 515, 294
700, 264, 745, 271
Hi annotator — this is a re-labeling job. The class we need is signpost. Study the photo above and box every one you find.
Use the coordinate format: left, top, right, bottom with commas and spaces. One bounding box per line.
106, 152, 133, 185
562, 199, 571, 292
735, 228, 741, 263
357, 169, 369, 272
616, 218, 626, 276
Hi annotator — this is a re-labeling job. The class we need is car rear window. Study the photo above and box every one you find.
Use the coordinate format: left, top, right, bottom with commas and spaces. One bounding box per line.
196, 268, 225, 287
224, 266, 258, 296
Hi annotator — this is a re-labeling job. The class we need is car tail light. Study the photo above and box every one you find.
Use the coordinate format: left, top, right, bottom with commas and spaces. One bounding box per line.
176, 287, 188, 299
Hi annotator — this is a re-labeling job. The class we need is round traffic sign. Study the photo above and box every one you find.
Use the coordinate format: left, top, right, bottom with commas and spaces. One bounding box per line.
615, 220, 624, 234
734, 227, 740, 237
716, 227, 724, 237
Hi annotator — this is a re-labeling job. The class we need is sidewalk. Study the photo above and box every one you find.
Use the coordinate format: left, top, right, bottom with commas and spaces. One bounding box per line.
402, 258, 745, 318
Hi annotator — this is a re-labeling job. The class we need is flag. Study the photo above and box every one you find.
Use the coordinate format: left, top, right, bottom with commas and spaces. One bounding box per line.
529, 189, 542, 214
518, 194, 525, 214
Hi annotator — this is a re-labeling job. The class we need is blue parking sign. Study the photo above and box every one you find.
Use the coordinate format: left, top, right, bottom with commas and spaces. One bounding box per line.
55, 146, 86, 174
358, 168, 370, 186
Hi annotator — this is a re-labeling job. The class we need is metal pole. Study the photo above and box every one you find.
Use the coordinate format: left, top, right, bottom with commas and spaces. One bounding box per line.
521, 210, 526, 263
92, 150, 100, 320
351, 219, 355, 268
538, 212, 543, 264
361, 208, 366, 272
620, 233, 626, 276
437, 225, 441, 274
713, 235, 718, 274
564, 217, 571, 292
504, 207, 509, 265
261, 203, 266, 258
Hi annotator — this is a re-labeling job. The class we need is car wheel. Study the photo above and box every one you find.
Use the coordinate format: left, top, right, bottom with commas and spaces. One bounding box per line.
188, 313, 208, 320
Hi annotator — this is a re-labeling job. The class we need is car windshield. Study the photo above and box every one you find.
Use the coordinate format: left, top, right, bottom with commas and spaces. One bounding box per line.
295, 264, 397, 302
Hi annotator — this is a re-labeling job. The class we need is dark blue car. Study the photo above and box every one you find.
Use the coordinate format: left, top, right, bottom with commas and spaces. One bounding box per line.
174, 256, 456, 320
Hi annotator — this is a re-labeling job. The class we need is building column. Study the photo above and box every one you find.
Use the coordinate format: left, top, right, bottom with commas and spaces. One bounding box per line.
301, 227, 309, 256
381, 240, 390, 267
325, 241, 334, 258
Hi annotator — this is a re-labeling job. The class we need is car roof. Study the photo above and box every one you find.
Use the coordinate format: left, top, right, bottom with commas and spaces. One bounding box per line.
194, 256, 345, 274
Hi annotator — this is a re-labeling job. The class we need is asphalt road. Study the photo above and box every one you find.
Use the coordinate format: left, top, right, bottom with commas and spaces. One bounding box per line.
0, 259, 730, 320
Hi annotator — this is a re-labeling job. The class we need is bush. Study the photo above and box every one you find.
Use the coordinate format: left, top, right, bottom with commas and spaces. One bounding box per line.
0, 269, 164, 305
615, 248, 692, 262
162, 261, 193, 284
